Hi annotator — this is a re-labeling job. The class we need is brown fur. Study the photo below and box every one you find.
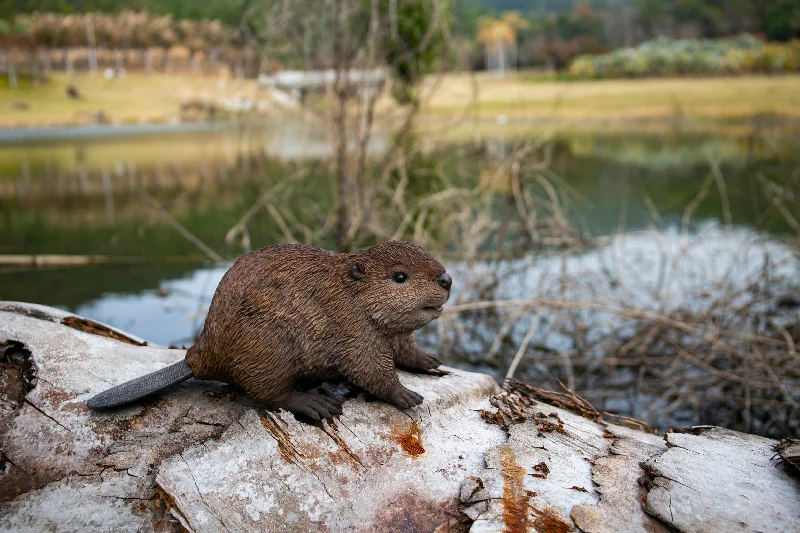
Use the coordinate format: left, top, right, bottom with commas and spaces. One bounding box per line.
184, 241, 451, 419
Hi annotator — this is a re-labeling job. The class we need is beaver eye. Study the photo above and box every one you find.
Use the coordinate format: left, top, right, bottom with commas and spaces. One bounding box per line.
392, 272, 408, 283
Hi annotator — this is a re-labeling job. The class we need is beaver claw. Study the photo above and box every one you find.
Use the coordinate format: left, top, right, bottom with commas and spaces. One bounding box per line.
420, 353, 442, 369
281, 392, 344, 420
396, 351, 442, 371
388, 386, 424, 409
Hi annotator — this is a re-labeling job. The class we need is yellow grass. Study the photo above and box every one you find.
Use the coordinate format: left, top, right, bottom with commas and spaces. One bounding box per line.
3, 71, 800, 128
0, 73, 263, 128
421, 72, 800, 121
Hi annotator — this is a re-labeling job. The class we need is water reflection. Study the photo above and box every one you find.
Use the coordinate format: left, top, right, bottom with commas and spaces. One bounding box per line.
73, 264, 229, 347
0, 120, 384, 213
1, 120, 798, 331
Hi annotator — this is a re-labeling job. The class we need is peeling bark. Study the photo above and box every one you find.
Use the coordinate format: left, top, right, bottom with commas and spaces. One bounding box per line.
776, 438, 800, 473
571, 426, 671, 533
644, 427, 800, 533
0, 304, 254, 530
1, 302, 798, 533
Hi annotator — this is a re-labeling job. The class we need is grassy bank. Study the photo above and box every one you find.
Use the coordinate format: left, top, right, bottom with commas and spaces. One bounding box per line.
0, 73, 263, 128
421, 72, 800, 122
3, 71, 800, 128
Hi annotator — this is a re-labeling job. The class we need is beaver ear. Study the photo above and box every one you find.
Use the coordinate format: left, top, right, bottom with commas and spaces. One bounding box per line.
347, 262, 365, 281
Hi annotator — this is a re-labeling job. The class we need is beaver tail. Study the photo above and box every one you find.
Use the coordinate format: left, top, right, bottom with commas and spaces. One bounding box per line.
87, 360, 194, 410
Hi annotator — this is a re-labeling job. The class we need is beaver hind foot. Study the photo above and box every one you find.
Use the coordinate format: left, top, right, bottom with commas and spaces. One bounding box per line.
397, 352, 442, 372
385, 385, 424, 409
280, 392, 345, 420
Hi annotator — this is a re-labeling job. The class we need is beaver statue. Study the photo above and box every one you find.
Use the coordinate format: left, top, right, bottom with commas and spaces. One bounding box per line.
87, 241, 452, 420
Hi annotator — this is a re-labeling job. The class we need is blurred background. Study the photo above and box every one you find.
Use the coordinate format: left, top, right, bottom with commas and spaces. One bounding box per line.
1, 0, 799, 438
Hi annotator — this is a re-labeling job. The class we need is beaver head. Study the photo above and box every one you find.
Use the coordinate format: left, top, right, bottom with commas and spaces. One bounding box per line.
344, 241, 452, 334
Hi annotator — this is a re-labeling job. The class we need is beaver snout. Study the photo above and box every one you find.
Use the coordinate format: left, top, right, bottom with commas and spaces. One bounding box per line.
436, 272, 452, 291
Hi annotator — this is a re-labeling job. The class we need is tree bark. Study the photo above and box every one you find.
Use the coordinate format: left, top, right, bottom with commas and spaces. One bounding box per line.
1, 302, 798, 533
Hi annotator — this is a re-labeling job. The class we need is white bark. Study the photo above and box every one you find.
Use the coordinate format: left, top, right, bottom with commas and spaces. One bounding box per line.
0, 301, 798, 533
646, 427, 800, 533
86, 19, 97, 73
144, 49, 152, 76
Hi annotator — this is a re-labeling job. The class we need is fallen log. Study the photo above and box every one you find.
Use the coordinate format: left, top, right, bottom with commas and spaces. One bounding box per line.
0, 301, 798, 533
0, 255, 209, 267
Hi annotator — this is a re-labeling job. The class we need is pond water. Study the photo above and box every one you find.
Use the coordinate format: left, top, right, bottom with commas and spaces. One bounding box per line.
1, 119, 798, 342
1, 118, 799, 435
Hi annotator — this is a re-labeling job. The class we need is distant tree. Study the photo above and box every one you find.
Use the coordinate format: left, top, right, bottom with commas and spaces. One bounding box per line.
633, 0, 766, 40
384, 0, 449, 103
476, 11, 529, 76
149, 15, 176, 72
3, 15, 31, 85
29, 12, 60, 72
177, 19, 207, 73
93, 13, 115, 50
554, 1, 600, 40
251, 0, 451, 250
0, 0, 248, 24
201, 19, 227, 73
763, 0, 800, 41
57, 15, 85, 73
451, 0, 487, 37
109, 11, 136, 70
140, 0, 251, 26
521, 2, 606, 69
124, 12, 153, 72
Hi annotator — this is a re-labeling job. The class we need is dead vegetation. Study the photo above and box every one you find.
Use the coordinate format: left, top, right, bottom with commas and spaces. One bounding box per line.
776, 438, 800, 472
438, 226, 799, 438
61, 316, 147, 346
207, 125, 800, 439
0, 341, 35, 435
415, 135, 800, 439
482, 378, 655, 434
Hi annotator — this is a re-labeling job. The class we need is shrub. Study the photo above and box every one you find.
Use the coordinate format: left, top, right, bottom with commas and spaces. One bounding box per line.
568, 34, 800, 79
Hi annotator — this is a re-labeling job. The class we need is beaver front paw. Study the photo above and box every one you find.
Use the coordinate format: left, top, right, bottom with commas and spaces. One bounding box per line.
387, 385, 424, 409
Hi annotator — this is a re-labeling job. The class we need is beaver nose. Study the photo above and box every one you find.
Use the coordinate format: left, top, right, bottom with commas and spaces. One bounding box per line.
436, 272, 452, 291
